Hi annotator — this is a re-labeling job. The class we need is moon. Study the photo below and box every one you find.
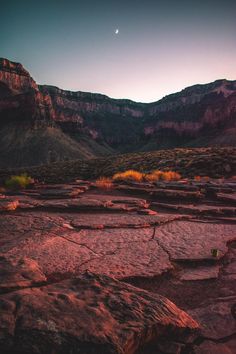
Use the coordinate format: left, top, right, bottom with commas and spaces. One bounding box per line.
115, 29, 119, 34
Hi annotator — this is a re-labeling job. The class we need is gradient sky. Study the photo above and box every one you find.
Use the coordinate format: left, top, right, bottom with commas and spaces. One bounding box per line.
1, 0, 236, 102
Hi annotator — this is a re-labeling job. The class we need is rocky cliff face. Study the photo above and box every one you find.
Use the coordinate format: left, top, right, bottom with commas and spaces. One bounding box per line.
0, 58, 55, 123
0, 58, 38, 93
0, 57, 236, 167
39, 85, 147, 145
145, 80, 236, 134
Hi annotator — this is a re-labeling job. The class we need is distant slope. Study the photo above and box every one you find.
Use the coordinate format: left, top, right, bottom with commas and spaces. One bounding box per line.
0, 122, 112, 168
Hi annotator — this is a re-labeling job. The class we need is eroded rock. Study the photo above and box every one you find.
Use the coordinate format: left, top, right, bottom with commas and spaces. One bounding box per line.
0, 271, 199, 354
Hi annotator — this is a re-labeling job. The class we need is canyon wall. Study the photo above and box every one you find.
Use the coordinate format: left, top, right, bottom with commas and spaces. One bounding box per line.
0, 57, 236, 167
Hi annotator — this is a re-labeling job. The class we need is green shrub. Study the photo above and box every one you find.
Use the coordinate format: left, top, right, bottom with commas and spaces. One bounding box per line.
5, 173, 34, 190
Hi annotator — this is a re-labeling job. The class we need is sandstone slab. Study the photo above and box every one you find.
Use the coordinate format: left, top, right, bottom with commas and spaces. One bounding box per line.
179, 265, 220, 281
0, 271, 199, 354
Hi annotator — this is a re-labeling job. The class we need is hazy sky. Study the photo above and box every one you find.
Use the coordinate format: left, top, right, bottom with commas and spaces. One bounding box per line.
1, 0, 236, 102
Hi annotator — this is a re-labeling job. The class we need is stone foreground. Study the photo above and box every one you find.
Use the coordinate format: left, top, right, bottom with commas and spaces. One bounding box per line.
0, 179, 236, 353
0, 257, 198, 354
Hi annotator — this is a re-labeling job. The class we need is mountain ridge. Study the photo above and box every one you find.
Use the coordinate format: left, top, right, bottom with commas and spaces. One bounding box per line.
0, 57, 236, 168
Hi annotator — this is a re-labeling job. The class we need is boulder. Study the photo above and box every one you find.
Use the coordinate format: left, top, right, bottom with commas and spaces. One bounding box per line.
0, 269, 199, 354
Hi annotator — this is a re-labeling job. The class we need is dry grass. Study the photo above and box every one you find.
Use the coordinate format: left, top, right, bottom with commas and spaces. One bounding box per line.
162, 171, 181, 181
112, 169, 181, 183
144, 170, 163, 182
95, 177, 113, 190
194, 175, 210, 182
144, 170, 181, 182
113, 170, 144, 182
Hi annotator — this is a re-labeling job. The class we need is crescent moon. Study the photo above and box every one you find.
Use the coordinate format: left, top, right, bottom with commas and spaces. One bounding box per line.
115, 29, 119, 34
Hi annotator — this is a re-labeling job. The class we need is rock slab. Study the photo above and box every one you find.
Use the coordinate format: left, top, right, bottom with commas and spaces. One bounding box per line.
0, 261, 199, 354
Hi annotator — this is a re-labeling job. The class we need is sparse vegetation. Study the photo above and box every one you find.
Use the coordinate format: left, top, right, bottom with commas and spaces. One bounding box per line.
5, 173, 34, 190
112, 169, 181, 183
95, 177, 113, 190
0, 148, 234, 184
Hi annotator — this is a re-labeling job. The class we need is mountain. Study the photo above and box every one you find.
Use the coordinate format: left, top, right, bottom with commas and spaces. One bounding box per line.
0, 58, 236, 168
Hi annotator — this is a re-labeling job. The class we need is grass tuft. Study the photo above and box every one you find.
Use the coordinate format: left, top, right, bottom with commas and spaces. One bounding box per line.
95, 177, 113, 190
5, 173, 34, 190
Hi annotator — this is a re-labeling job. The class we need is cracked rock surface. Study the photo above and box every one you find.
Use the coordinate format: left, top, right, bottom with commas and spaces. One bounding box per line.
0, 179, 236, 353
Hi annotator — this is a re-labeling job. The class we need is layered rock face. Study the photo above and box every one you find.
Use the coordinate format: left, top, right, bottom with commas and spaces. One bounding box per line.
39, 85, 147, 146
0, 57, 236, 167
0, 59, 113, 167
144, 80, 236, 148
0, 58, 54, 123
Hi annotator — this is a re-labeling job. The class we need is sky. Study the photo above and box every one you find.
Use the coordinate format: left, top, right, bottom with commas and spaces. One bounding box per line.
1, 0, 236, 102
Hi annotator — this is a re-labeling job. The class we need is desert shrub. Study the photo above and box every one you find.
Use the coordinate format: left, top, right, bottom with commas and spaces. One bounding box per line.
5, 173, 34, 190
95, 177, 113, 190
194, 175, 210, 182
194, 176, 201, 182
144, 170, 181, 182
113, 170, 143, 182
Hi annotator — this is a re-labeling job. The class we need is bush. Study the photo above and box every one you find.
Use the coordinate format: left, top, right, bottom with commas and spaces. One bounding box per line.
144, 170, 181, 182
112, 169, 181, 183
113, 170, 144, 182
5, 173, 34, 190
95, 177, 113, 190
194, 176, 210, 182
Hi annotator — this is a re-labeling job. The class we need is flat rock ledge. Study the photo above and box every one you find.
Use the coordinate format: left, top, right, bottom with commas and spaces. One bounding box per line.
0, 257, 199, 354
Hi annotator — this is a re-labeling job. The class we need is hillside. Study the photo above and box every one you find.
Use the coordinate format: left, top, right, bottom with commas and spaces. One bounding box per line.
0, 147, 235, 184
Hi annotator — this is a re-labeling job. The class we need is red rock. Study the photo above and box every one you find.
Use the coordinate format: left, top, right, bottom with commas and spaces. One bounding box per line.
0, 271, 199, 354
138, 208, 158, 215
